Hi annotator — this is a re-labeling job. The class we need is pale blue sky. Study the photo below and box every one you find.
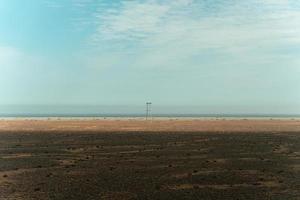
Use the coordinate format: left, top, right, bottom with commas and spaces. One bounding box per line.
0, 0, 300, 114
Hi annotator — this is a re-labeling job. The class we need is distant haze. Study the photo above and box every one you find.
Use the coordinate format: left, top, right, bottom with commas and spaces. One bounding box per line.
0, 0, 300, 115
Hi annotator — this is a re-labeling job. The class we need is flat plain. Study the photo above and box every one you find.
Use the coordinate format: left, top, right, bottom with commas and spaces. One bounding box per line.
0, 119, 300, 200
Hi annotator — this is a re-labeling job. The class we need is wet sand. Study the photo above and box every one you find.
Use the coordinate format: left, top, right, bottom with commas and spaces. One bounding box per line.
0, 119, 300, 199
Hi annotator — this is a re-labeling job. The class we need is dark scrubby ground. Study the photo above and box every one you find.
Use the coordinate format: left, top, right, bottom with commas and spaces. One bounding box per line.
0, 131, 300, 200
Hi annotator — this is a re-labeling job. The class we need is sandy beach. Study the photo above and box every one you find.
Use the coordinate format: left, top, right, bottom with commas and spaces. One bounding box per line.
1, 118, 300, 133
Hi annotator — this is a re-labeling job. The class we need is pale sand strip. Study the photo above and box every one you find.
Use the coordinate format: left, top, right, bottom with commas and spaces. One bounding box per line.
0, 119, 300, 133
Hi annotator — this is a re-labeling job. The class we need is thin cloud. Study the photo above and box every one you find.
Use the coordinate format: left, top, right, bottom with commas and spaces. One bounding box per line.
83, 0, 300, 70
43, 0, 64, 8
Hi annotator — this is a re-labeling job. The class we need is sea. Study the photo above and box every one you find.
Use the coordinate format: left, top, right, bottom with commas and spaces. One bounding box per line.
0, 105, 299, 120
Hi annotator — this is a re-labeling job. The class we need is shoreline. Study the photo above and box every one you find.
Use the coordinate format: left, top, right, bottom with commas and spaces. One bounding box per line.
1, 116, 300, 121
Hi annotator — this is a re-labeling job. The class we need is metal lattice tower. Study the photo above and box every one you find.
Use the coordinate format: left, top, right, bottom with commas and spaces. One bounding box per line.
146, 102, 152, 120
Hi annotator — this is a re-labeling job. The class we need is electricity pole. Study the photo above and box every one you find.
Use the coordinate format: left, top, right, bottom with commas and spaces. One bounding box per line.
146, 102, 152, 120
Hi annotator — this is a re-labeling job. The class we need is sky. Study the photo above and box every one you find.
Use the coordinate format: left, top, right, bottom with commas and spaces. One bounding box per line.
0, 0, 300, 115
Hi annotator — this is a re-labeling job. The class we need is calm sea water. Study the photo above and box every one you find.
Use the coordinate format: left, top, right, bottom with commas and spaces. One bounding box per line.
0, 105, 299, 119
